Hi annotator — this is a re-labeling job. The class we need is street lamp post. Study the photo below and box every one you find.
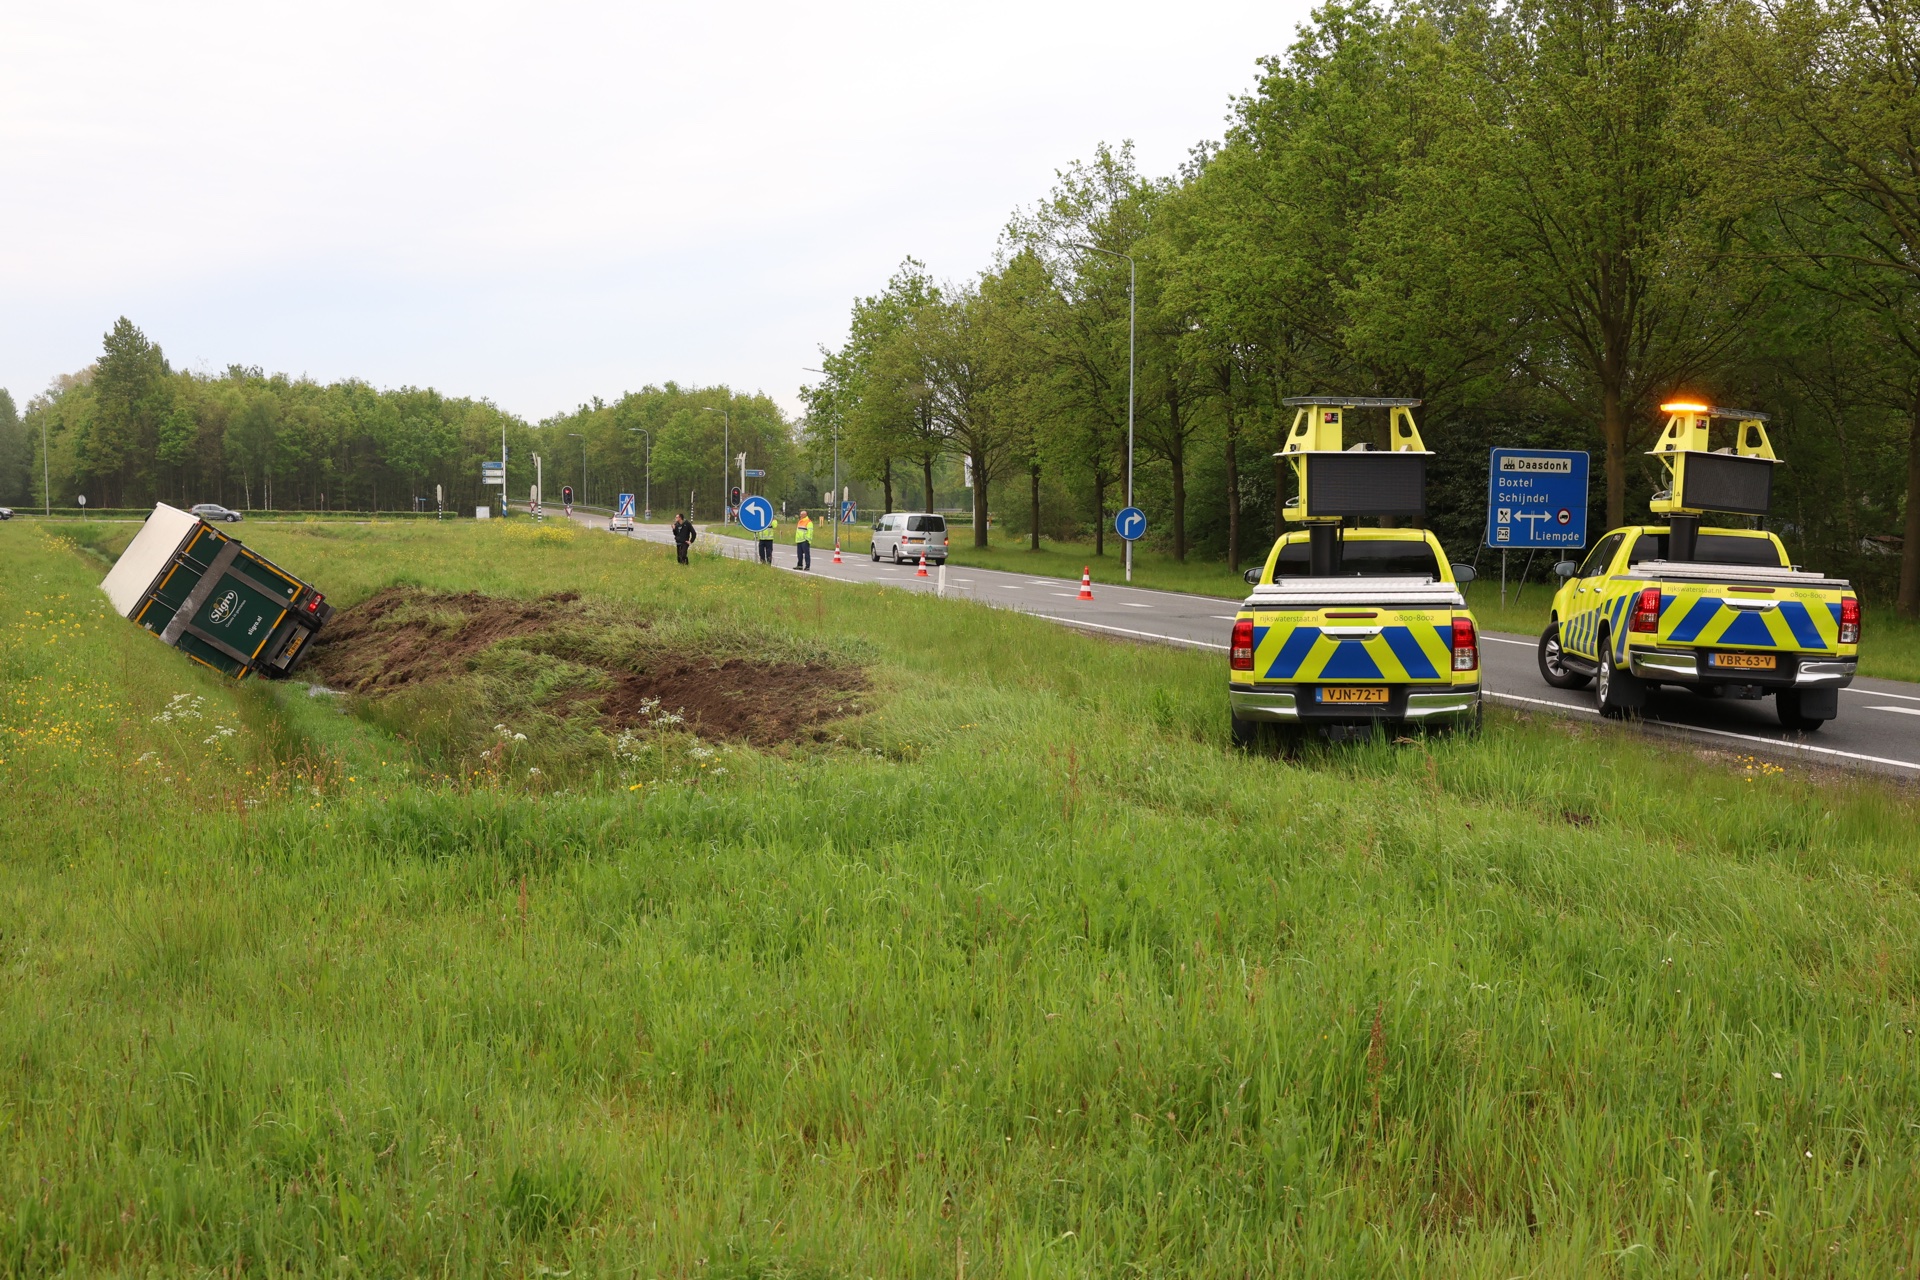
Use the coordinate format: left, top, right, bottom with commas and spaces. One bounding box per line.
703, 405, 730, 523
1072, 242, 1136, 583
801, 370, 838, 551
39, 413, 50, 517
567, 433, 587, 510
626, 428, 651, 519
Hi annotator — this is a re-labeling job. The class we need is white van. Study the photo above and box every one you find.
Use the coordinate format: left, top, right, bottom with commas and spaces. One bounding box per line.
870, 512, 950, 564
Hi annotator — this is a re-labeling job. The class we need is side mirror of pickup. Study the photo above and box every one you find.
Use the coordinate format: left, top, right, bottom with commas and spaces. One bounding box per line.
1554, 560, 1579, 579
1451, 563, 1476, 585
1243, 567, 1262, 585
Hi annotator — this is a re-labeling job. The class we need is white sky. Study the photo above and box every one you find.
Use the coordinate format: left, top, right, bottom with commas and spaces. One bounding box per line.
1, 0, 1310, 422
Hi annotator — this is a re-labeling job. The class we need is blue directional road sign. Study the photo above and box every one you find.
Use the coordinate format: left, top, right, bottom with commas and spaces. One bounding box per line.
1486, 449, 1589, 550
616, 494, 635, 518
744, 469, 766, 479
738, 495, 775, 533
1114, 506, 1148, 541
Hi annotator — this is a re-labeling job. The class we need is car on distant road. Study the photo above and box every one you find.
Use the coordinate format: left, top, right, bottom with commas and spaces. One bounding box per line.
870, 512, 948, 564
0, 507, 13, 520
190, 503, 243, 523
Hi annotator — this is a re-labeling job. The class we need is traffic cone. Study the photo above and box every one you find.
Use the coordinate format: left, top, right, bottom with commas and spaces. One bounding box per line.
1078, 567, 1093, 600
832, 544, 842, 564
916, 555, 929, 578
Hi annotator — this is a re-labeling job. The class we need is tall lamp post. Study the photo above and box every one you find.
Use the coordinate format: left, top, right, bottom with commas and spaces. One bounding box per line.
567, 432, 587, 510
40, 414, 50, 516
1072, 241, 1136, 583
801, 370, 839, 551
703, 405, 730, 523
626, 428, 651, 519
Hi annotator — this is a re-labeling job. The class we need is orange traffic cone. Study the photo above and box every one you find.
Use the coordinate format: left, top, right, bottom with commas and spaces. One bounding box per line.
832, 544, 842, 564
1078, 567, 1093, 600
915, 555, 929, 578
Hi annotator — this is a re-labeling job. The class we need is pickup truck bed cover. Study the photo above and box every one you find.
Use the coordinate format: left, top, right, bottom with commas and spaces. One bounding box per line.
1244, 576, 1465, 610
1626, 560, 1849, 590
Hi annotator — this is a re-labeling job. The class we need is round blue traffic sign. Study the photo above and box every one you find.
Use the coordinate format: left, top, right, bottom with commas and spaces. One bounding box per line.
738, 495, 774, 533
1114, 506, 1147, 541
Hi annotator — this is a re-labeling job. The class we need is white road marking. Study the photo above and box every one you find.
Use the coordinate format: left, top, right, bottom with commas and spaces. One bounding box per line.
1211, 615, 1240, 621
1488, 692, 1920, 772
1030, 615, 1230, 650
1121, 602, 1154, 609
1487, 691, 1598, 715
1868, 705, 1920, 717
1051, 592, 1079, 598
1847, 687, 1920, 703
1483, 636, 1536, 648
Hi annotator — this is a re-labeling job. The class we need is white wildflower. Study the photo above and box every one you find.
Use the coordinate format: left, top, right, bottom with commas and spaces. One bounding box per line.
513, 732, 527, 742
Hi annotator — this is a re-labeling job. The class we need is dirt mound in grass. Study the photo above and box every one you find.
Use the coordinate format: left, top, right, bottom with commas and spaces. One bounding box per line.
307, 587, 866, 746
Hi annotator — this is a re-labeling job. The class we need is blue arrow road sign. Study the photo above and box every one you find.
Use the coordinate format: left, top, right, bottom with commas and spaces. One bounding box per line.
1486, 449, 1589, 549
738, 495, 774, 533
744, 469, 766, 478
1114, 506, 1148, 541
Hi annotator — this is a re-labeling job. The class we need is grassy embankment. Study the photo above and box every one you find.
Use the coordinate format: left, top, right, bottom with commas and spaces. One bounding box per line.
5, 518, 1920, 1274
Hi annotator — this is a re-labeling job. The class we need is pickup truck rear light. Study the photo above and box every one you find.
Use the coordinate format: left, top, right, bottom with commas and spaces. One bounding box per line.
1840, 596, 1860, 644
304, 592, 325, 614
1629, 586, 1662, 633
1230, 618, 1255, 671
1451, 617, 1478, 672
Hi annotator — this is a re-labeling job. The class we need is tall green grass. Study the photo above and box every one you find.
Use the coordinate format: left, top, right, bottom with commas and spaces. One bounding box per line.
3, 519, 1919, 1275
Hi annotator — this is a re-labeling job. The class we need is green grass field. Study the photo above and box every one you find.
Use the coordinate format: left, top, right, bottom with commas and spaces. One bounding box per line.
5, 518, 1920, 1274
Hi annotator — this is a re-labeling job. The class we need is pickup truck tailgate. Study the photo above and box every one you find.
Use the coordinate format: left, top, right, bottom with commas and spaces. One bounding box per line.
1241, 578, 1465, 683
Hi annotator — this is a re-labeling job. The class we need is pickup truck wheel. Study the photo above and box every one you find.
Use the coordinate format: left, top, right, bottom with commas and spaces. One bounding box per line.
1230, 714, 1263, 750
1594, 636, 1646, 718
1538, 623, 1590, 689
1776, 690, 1830, 732
870, 546, 879, 561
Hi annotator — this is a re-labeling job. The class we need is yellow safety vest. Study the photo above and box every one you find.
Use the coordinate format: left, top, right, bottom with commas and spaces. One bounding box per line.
796, 520, 812, 543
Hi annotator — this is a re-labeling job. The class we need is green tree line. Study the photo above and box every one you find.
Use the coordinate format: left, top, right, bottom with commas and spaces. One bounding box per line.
805, 0, 1920, 611
0, 319, 796, 522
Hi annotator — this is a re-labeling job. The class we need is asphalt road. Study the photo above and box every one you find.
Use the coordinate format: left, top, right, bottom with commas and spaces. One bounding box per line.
586, 513, 1920, 778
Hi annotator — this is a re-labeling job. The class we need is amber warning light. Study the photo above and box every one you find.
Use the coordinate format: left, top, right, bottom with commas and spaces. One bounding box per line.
1661, 401, 1710, 414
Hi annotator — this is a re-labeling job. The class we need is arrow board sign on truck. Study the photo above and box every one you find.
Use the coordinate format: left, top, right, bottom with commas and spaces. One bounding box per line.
1486, 449, 1589, 549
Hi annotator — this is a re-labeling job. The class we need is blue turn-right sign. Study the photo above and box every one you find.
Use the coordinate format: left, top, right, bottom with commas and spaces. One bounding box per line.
738, 495, 774, 533
1114, 506, 1147, 541
1486, 450, 1589, 549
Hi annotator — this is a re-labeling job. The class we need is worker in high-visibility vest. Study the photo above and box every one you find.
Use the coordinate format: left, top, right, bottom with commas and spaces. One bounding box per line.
794, 511, 813, 571
758, 513, 778, 565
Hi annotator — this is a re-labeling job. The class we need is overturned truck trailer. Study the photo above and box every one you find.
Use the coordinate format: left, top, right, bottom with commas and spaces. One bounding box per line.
99, 503, 334, 680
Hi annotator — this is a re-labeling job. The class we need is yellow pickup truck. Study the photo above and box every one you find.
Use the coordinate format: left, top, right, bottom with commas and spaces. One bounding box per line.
1538, 524, 1859, 729
1230, 527, 1482, 743
1535, 402, 1859, 731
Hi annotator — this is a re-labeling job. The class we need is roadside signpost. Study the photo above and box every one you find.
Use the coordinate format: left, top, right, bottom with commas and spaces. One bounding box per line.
738, 495, 774, 534
613, 493, 635, 531
744, 469, 765, 478
1486, 448, 1589, 606
1114, 506, 1147, 541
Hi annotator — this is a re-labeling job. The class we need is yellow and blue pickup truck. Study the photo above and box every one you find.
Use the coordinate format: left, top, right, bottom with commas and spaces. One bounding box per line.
1536, 402, 1859, 731
1537, 524, 1859, 729
1229, 530, 1482, 742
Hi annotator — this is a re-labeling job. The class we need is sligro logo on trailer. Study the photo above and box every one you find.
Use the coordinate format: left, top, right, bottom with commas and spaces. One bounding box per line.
207, 588, 241, 627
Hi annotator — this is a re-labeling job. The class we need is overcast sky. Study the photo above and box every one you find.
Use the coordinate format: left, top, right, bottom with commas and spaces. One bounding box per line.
1, 0, 1310, 422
